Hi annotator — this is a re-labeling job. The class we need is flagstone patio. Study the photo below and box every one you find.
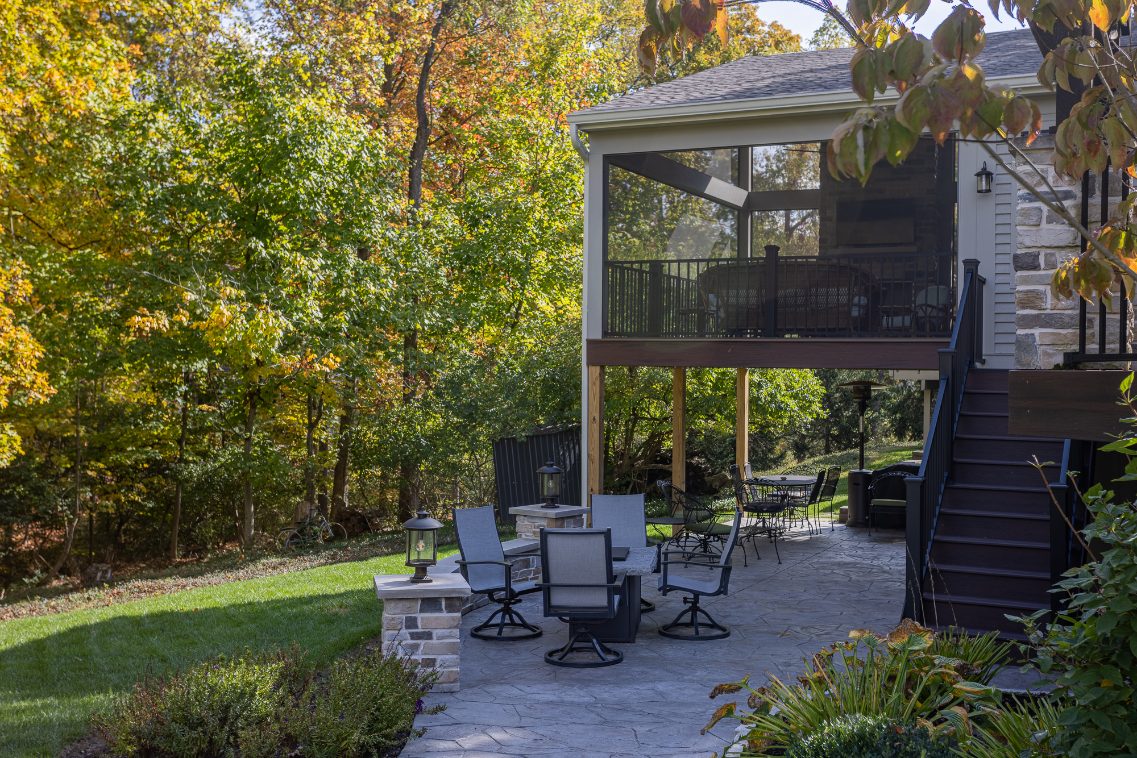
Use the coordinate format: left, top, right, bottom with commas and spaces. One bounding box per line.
401, 525, 907, 757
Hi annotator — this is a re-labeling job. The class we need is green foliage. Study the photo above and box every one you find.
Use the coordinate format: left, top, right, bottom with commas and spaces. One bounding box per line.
705, 621, 1008, 755
290, 647, 438, 758
785, 714, 954, 758
99, 647, 436, 758
1017, 418, 1137, 756
101, 650, 304, 757
965, 696, 1063, 758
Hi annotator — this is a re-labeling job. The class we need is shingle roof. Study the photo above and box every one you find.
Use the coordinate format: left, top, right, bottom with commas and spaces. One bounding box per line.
574, 28, 1041, 122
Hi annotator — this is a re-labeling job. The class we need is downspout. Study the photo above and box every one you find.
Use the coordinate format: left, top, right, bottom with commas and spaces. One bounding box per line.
571, 122, 590, 161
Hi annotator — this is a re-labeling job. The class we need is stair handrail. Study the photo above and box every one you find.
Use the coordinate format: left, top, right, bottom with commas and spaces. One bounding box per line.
903, 259, 985, 622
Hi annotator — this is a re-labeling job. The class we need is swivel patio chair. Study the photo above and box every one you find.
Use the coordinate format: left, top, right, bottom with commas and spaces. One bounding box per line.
591, 493, 655, 612
658, 507, 741, 641
454, 505, 542, 641
539, 528, 625, 667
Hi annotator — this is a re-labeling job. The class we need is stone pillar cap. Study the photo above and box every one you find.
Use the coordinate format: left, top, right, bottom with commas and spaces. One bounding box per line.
374, 573, 470, 600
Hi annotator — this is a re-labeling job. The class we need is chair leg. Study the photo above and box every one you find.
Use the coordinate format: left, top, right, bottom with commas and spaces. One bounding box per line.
772, 529, 782, 564
659, 595, 729, 641
544, 626, 623, 667
471, 598, 543, 641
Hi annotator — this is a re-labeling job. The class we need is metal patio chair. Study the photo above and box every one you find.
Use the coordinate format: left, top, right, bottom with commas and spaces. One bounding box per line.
818, 466, 841, 531
658, 507, 741, 641
540, 528, 624, 667
867, 470, 911, 532
591, 493, 655, 612
454, 505, 542, 641
731, 465, 787, 564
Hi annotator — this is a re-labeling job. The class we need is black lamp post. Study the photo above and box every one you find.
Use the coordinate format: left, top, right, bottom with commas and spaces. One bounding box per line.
975, 162, 994, 194
839, 380, 888, 470
404, 508, 442, 583
536, 460, 563, 508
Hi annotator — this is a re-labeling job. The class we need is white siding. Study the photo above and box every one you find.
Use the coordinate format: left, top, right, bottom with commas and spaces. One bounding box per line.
991, 141, 1017, 367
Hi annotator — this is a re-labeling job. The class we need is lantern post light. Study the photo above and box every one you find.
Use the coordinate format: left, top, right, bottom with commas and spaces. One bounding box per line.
536, 460, 563, 509
404, 508, 442, 583
975, 162, 993, 194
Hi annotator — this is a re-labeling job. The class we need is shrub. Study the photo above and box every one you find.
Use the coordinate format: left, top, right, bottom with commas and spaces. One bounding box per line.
290, 647, 438, 758
705, 620, 1006, 756
98, 647, 437, 757
100, 650, 305, 757
786, 714, 954, 758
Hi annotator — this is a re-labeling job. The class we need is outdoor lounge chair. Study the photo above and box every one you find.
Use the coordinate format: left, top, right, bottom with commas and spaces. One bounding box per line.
539, 528, 624, 667
591, 493, 655, 612
867, 469, 911, 531
658, 507, 741, 641
453, 505, 542, 641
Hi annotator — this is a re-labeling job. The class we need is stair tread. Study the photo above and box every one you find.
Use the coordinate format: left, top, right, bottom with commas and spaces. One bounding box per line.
922, 592, 1047, 611
933, 534, 1049, 549
955, 433, 1064, 443
924, 623, 1029, 641
958, 410, 1008, 418
963, 388, 1009, 396
930, 563, 1051, 579
945, 482, 1051, 494
953, 457, 1057, 467
939, 507, 1048, 521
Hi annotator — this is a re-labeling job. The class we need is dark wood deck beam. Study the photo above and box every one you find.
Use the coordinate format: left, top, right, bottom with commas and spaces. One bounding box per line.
586, 338, 947, 370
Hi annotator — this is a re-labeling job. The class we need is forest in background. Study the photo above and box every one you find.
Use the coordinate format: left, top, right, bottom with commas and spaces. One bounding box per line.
0, 0, 916, 587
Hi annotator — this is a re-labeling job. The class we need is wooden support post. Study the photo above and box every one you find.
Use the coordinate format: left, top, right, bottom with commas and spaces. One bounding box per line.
922, 381, 933, 445
587, 365, 605, 503
735, 368, 749, 470
671, 367, 686, 497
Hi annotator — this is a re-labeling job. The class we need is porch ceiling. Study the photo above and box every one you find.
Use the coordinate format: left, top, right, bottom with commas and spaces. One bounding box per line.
586, 338, 948, 370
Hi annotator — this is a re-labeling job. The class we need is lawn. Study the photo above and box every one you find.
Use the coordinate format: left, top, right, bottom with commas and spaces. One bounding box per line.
0, 546, 455, 757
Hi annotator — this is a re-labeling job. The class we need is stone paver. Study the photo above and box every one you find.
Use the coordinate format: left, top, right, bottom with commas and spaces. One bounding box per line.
402, 526, 905, 758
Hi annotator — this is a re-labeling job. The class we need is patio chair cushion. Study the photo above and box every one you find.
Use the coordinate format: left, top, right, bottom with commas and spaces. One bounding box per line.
687, 521, 732, 536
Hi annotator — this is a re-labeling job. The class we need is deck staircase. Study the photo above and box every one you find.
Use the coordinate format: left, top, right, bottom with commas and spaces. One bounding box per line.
903, 260, 1081, 639
920, 369, 1064, 638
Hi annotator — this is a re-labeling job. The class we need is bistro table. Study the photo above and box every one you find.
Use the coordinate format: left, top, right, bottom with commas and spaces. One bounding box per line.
581, 546, 658, 644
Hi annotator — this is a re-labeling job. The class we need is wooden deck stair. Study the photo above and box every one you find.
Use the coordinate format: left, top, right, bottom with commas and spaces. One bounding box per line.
921, 369, 1064, 638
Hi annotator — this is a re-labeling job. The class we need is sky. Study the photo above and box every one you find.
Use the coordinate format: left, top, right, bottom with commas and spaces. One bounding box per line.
753, 0, 1026, 43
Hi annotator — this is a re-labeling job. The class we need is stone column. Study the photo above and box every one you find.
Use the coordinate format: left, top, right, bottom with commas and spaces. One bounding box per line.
507, 504, 589, 539
374, 574, 470, 693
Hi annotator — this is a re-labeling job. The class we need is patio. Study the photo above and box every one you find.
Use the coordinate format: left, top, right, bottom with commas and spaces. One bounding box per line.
402, 525, 905, 757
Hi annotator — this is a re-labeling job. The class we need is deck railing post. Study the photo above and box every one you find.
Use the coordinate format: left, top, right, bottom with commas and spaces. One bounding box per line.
647, 261, 663, 336
904, 474, 926, 622
763, 244, 779, 337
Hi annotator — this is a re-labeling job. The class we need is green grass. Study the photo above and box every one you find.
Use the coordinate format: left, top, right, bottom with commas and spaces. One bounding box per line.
0, 545, 456, 757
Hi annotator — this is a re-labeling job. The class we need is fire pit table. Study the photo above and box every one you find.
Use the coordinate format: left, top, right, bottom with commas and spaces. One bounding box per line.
583, 546, 658, 644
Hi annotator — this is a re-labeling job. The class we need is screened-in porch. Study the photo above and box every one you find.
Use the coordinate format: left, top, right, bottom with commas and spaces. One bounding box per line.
603, 137, 958, 340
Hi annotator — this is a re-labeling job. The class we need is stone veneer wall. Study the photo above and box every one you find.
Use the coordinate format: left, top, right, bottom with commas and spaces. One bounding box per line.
1013, 134, 1132, 369
381, 595, 463, 691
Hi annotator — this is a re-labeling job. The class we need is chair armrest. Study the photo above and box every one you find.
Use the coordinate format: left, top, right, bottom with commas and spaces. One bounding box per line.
537, 581, 624, 590
456, 559, 513, 593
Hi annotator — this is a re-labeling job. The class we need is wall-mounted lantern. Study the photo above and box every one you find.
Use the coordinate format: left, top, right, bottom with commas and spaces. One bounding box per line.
975, 162, 994, 194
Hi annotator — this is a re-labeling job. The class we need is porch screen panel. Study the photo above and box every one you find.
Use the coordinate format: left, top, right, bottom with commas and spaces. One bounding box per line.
606, 158, 737, 338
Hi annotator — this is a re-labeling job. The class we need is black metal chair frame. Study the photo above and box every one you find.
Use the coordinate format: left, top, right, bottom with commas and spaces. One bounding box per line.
539, 529, 625, 668
658, 509, 740, 641
818, 466, 841, 531
731, 467, 788, 565
656, 480, 732, 560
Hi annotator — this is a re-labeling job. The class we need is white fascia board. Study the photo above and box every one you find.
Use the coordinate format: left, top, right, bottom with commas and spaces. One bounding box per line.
570, 75, 1050, 132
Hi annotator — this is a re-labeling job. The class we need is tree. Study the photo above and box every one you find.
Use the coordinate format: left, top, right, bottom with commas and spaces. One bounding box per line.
639, 0, 1137, 303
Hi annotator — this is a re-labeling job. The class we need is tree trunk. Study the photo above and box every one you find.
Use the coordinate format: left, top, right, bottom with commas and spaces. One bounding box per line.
169, 375, 189, 561
397, 0, 458, 523
304, 393, 323, 506
331, 379, 356, 521
241, 386, 258, 547
45, 383, 83, 582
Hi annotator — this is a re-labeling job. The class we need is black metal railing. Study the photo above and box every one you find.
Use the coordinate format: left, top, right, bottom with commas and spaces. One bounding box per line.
1049, 438, 1094, 611
1065, 163, 1137, 365
903, 259, 985, 622
604, 248, 955, 339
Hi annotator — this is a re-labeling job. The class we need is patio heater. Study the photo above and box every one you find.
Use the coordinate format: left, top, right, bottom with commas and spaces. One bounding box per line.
403, 508, 442, 583
838, 380, 888, 471
536, 460, 563, 508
